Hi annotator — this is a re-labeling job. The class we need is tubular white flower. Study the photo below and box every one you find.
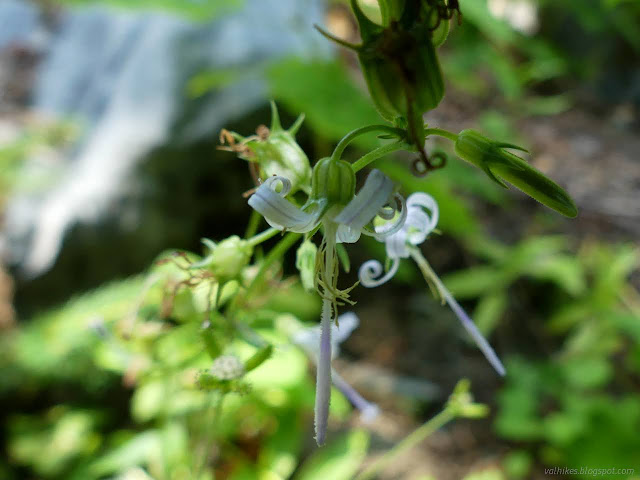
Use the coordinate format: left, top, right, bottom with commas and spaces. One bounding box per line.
407, 246, 506, 377
331, 369, 380, 424
358, 192, 440, 285
293, 311, 360, 359
442, 287, 507, 377
356, 189, 506, 376
315, 298, 332, 446
248, 176, 323, 232
292, 312, 380, 425
333, 169, 394, 242
248, 170, 402, 245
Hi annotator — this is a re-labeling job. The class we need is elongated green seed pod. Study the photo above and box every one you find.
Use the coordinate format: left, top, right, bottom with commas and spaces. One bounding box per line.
455, 130, 578, 218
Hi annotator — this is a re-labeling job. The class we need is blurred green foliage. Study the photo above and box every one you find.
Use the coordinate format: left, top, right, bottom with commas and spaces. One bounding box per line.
0, 120, 75, 209
54, 0, 245, 21
4, 0, 640, 479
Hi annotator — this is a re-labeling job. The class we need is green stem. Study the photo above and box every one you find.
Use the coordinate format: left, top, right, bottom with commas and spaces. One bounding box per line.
352, 141, 405, 173
244, 209, 262, 239
408, 246, 446, 303
246, 227, 279, 247
196, 393, 225, 479
331, 125, 404, 162
355, 409, 455, 480
424, 127, 459, 143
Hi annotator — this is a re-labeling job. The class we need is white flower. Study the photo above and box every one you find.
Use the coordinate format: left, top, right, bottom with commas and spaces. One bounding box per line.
249, 168, 401, 445
293, 312, 380, 425
247, 169, 406, 244
358, 192, 506, 376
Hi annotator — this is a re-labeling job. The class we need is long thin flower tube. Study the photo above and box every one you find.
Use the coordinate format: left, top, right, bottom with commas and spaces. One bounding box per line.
314, 220, 337, 445
408, 246, 506, 377
358, 192, 506, 376
292, 312, 380, 426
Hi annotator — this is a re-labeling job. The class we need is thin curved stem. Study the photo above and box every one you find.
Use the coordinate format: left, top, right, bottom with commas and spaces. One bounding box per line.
331, 125, 405, 162
355, 409, 455, 480
244, 209, 262, 239
424, 127, 459, 143
245, 227, 279, 247
352, 141, 405, 172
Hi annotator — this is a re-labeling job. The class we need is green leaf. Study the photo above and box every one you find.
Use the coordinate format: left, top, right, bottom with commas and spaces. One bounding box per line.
132, 380, 165, 422
268, 59, 381, 148
89, 431, 161, 477
442, 266, 507, 299
473, 291, 508, 335
527, 255, 585, 296
295, 430, 369, 480
562, 356, 612, 389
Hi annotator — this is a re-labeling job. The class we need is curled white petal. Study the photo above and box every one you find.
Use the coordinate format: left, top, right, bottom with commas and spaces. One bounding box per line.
385, 228, 410, 259
248, 176, 321, 232
405, 192, 439, 245
369, 193, 408, 242
265, 175, 292, 196
377, 204, 396, 220
334, 169, 394, 232
358, 257, 400, 288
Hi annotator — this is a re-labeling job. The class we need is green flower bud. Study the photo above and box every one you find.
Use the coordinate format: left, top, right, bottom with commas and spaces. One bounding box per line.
446, 379, 490, 419
221, 102, 311, 194
296, 239, 318, 291
350, 0, 444, 123
249, 102, 311, 193
310, 157, 356, 206
209, 236, 253, 281
455, 130, 578, 218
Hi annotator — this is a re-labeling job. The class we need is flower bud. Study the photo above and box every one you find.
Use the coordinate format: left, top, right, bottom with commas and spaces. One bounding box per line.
296, 239, 318, 292
250, 102, 311, 193
310, 157, 356, 206
455, 130, 578, 218
220, 102, 311, 193
350, 0, 444, 123
209, 236, 253, 282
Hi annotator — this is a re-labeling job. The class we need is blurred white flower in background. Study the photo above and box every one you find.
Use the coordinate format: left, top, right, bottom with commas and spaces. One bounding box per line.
488, 0, 539, 35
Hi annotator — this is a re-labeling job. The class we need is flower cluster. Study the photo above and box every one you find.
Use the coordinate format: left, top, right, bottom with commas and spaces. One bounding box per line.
214, 0, 577, 448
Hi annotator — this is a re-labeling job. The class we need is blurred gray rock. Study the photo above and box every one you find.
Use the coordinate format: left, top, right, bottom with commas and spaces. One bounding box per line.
1, 0, 328, 290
